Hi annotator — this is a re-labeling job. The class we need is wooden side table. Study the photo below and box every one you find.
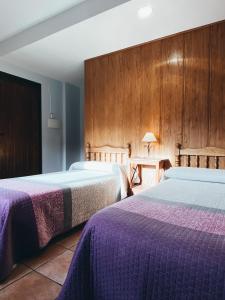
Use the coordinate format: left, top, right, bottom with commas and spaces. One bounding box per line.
129, 157, 170, 187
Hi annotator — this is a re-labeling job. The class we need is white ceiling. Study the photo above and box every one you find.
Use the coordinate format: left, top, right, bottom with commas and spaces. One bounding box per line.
0, 0, 85, 42
1, 0, 225, 86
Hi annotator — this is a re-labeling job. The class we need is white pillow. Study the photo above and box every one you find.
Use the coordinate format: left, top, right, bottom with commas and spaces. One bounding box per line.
69, 161, 120, 173
164, 167, 225, 184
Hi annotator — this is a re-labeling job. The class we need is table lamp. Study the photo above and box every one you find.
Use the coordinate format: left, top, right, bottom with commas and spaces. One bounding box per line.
142, 132, 157, 156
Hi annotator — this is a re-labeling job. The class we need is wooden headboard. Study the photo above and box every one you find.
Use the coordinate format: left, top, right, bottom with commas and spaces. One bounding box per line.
85, 143, 131, 165
175, 143, 225, 169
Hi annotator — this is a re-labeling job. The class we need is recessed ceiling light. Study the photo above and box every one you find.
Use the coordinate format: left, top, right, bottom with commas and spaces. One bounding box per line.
138, 5, 152, 19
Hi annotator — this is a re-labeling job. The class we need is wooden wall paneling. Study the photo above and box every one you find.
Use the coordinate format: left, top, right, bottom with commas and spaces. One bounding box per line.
93, 56, 109, 145
160, 35, 184, 163
90, 54, 125, 147
84, 60, 94, 146
183, 27, 210, 149
209, 22, 225, 168
209, 22, 225, 148
106, 53, 124, 147
85, 20, 225, 167
92, 57, 108, 146
121, 47, 142, 156
139, 41, 162, 157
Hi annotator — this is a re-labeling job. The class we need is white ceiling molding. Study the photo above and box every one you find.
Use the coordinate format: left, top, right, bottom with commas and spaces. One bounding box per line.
0, 0, 86, 42
0, 0, 131, 56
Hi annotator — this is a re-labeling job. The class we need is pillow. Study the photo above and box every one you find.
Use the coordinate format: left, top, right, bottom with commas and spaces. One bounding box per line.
164, 167, 225, 184
69, 161, 121, 174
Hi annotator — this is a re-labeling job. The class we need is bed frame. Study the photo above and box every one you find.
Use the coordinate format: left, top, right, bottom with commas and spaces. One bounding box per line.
176, 143, 225, 169
85, 143, 131, 165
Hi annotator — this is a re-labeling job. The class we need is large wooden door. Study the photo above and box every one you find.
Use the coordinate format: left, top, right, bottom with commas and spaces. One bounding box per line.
0, 71, 42, 179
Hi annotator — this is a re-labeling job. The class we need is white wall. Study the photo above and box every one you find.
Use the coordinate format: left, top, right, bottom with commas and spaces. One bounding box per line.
0, 59, 80, 173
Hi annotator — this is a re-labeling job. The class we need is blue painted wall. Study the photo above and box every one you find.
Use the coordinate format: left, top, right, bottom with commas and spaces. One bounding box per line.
65, 83, 81, 169
79, 81, 84, 160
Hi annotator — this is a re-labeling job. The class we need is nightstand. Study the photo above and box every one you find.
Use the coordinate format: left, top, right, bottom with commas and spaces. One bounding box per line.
129, 157, 170, 187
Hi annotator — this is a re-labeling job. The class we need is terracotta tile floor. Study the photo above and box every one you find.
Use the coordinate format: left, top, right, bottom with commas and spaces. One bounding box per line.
0, 225, 84, 300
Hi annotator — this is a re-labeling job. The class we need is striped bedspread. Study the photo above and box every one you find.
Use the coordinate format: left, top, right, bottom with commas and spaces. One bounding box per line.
58, 181, 225, 300
0, 169, 122, 281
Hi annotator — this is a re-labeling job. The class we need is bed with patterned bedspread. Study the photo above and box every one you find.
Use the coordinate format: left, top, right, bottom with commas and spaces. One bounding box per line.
58, 167, 225, 300
0, 161, 130, 281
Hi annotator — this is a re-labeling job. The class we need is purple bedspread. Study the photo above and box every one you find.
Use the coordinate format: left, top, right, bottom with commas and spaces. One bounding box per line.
58, 194, 225, 300
0, 179, 72, 281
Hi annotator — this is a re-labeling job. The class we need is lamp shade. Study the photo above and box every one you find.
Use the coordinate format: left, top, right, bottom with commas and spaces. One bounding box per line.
142, 132, 157, 143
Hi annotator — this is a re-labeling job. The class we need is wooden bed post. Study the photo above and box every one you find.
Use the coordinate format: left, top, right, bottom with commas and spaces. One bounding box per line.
86, 143, 91, 161
127, 143, 132, 158
175, 143, 182, 167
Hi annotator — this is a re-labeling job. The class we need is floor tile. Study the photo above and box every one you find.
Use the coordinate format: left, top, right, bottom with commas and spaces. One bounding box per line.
56, 229, 82, 249
36, 250, 73, 285
23, 244, 66, 270
0, 272, 61, 300
0, 264, 32, 290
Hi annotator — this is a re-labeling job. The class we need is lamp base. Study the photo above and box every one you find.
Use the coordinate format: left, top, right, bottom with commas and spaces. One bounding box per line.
144, 143, 151, 156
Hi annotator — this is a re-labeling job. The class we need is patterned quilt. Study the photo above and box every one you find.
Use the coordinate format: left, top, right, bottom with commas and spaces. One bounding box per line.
58, 191, 225, 300
0, 169, 123, 281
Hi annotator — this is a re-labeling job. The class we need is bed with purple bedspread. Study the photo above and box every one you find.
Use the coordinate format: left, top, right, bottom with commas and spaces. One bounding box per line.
0, 161, 129, 281
58, 167, 225, 300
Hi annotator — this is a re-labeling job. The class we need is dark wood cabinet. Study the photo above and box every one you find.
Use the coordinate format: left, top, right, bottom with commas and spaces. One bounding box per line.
0, 71, 42, 179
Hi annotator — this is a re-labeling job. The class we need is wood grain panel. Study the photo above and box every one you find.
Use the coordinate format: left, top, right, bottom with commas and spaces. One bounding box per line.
183, 27, 210, 148
84, 61, 94, 146
86, 48, 142, 156
160, 35, 184, 163
209, 22, 225, 168
121, 48, 141, 156
85, 20, 225, 166
209, 22, 225, 148
139, 41, 161, 157
92, 56, 109, 146
91, 54, 124, 147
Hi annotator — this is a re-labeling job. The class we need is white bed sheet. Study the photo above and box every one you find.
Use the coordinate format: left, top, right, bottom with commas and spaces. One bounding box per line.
141, 178, 225, 210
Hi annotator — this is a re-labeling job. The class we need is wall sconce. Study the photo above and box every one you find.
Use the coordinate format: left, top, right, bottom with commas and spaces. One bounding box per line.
48, 113, 61, 129
142, 132, 157, 156
48, 87, 61, 129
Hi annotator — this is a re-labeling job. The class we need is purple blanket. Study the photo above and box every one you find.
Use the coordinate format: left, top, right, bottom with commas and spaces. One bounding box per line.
0, 179, 72, 281
58, 195, 225, 300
